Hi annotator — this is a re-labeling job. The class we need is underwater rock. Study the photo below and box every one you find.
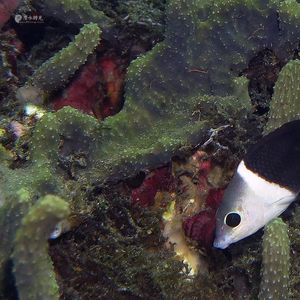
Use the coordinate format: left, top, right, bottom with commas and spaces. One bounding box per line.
17, 23, 101, 102
258, 218, 290, 300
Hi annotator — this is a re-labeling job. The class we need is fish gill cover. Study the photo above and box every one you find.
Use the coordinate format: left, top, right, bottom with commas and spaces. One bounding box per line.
1, 0, 300, 299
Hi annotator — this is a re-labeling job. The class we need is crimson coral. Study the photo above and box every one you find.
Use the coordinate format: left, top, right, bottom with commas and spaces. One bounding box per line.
183, 188, 224, 249
131, 167, 173, 207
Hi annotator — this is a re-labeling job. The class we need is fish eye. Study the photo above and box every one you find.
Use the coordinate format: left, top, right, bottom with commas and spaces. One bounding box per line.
224, 212, 241, 228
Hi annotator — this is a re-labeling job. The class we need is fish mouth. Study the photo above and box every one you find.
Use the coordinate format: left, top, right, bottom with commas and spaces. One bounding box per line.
213, 238, 230, 249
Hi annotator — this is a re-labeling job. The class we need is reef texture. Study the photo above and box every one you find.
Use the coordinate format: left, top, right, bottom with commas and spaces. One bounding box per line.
2, 0, 300, 299
265, 59, 300, 133
17, 23, 101, 99
258, 218, 290, 300
21, 0, 300, 187
32, 0, 113, 27
13, 195, 70, 300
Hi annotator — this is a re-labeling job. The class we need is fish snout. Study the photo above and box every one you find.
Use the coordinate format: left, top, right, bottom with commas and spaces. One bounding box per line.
213, 235, 230, 249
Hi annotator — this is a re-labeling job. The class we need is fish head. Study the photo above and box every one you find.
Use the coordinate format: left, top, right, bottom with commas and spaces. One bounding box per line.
214, 160, 296, 249
213, 171, 266, 249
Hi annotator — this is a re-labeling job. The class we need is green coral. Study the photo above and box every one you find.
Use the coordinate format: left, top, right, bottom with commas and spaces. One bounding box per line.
259, 218, 290, 300
18, 23, 101, 99
12, 195, 70, 300
3, 0, 300, 298
32, 0, 113, 27
264, 59, 300, 133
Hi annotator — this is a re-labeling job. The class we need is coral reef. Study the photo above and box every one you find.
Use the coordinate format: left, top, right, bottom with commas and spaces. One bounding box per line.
17, 23, 101, 101
13, 195, 70, 300
31, 0, 113, 27
2, 0, 300, 299
0, 163, 66, 298
258, 218, 290, 300
264, 59, 300, 133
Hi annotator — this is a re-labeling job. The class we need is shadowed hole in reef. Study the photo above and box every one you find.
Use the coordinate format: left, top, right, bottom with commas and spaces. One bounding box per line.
2, 260, 18, 300
125, 171, 146, 189
242, 49, 282, 116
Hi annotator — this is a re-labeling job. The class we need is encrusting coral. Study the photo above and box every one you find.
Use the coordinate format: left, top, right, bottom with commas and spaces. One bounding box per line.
3, 0, 300, 299
258, 218, 290, 300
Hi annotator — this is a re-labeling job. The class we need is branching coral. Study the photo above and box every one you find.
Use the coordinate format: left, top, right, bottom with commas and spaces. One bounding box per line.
17, 23, 101, 101
264, 59, 300, 133
13, 195, 70, 300
3, 0, 300, 298
259, 218, 290, 300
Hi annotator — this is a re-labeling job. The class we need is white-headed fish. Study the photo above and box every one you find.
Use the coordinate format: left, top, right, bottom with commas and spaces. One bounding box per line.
214, 120, 300, 249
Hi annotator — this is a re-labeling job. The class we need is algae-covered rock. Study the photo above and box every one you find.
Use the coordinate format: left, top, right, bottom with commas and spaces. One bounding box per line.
259, 218, 290, 300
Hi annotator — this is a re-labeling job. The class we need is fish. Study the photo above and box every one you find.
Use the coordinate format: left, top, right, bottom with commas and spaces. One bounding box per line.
214, 120, 300, 249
